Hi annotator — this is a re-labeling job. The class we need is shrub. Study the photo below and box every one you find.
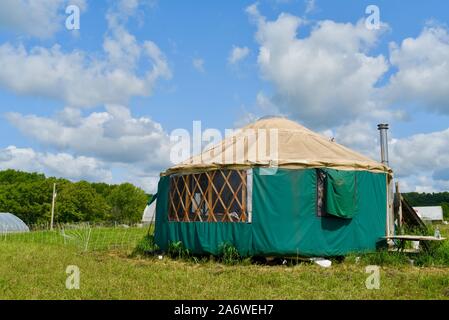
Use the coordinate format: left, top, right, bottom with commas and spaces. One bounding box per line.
415, 241, 449, 267
167, 241, 190, 260
361, 250, 410, 266
218, 243, 244, 265
133, 234, 159, 256
347, 240, 449, 268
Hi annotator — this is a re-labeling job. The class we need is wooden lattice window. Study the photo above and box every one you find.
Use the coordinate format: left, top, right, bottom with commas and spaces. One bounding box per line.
168, 170, 248, 223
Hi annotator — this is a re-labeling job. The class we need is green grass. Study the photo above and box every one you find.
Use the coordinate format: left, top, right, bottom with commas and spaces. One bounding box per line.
1, 225, 147, 251
0, 224, 448, 299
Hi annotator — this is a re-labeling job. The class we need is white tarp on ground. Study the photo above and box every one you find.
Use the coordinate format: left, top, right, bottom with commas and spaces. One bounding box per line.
413, 206, 444, 221
142, 200, 157, 223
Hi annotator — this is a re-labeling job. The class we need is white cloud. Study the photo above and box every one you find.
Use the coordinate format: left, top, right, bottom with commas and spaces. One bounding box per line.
332, 120, 449, 191
228, 46, 250, 64
255, 91, 281, 115
0, 146, 112, 182
332, 120, 380, 162
0, 145, 164, 192
247, 5, 389, 128
6, 105, 171, 168
192, 58, 205, 73
395, 174, 449, 193
246, 3, 263, 23
0, 0, 87, 38
0, 0, 171, 108
305, 0, 316, 14
243, 5, 449, 192
0, 39, 170, 108
121, 168, 161, 194
389, 128, 449, 179
4, 104, 171, 193
0, 0, 171, 193
117, 0, 140, 15
334, 121, 449, 192
387, 25, 449, 115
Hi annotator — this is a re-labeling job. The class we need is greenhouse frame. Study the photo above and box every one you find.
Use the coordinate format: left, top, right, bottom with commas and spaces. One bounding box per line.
0, 213, 30, 234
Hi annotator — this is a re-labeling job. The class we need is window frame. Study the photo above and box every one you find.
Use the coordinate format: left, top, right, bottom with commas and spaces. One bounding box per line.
168, 169, 251, 223
316, 168, 358, 219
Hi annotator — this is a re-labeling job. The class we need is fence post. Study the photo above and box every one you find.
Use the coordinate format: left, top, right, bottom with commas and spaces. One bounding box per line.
84, 226, 92, 252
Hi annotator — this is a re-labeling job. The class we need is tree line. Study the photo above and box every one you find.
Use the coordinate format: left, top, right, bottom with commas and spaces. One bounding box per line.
0, 170, 151, 225
1, 169, 447, 225
403, 192, 449, 219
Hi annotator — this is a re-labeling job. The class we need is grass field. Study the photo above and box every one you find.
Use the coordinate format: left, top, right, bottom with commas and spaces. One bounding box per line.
1, 224, 148, 251
0, 224, 448, 300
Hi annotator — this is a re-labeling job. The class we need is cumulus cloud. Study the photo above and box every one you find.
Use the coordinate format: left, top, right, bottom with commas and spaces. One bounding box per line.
396, 174, 449, 193
255, 91, 281, 115
6, 105, 171, 168
0, 145, 163, 192
246, 4, 389, 128
121, 167, 161, 194
0, 0, 86, 38
333, 122, 449, 192
387, 25, 449, 115
228, 46, 250, 64
0, 0, 171, 108
333, 120, 380, 161
0, 0, 171, 193
305, 113, 449, 192
389, 128, 449, 179
332, 120, 449, 184
4, 104, 171, 193
0, 146, 112, 182
0, 40, 170, 109
243, 5, 449, 192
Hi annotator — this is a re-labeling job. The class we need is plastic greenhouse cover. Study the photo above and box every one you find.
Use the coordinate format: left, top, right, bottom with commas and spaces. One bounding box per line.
0, 213, 30, 233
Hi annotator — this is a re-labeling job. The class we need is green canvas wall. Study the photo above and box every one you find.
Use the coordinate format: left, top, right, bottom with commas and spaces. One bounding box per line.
154, 168, 387, 257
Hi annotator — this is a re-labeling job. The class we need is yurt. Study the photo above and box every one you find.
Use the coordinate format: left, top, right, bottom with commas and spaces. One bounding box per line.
154, 117, 393, 257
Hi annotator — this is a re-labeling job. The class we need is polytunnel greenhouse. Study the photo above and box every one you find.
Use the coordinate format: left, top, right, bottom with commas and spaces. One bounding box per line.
0, 213, 30, 233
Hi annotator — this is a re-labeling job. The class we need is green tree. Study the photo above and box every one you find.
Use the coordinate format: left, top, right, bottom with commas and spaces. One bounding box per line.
108, 183, 148, 223
55, 181, 110, 223
442, 202, 449, 220
0, 169, 149, 225
91, 182, 114, 199
0, 169, 45, 185
0, 178, 53, 225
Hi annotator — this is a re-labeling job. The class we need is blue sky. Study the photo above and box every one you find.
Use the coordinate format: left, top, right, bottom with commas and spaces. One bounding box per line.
0, 0, 449, 193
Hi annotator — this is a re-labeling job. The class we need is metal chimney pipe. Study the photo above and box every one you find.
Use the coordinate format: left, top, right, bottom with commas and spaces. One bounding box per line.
377, 124, 389, 166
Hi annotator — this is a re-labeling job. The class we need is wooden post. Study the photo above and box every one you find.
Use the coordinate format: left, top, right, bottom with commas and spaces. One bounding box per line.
207, 173, 213, 221
395, 181, 403, 233
50, 183, 56, 231
185, 175, 191, 221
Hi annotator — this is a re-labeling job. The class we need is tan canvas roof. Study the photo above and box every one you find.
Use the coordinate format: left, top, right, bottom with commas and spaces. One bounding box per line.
163, 117, 392, 175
